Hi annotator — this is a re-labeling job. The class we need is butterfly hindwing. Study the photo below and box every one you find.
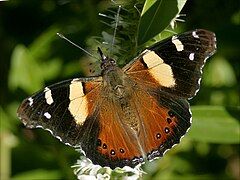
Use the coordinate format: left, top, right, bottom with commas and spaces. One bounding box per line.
125, 29, 216, 99
17, 77, 102, 146
132, 88, 191, 161
85, 97, 144, 169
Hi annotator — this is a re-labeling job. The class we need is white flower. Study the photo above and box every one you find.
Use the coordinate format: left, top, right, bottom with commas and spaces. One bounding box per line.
170, 14, 186, 29
72, 148, 145, 179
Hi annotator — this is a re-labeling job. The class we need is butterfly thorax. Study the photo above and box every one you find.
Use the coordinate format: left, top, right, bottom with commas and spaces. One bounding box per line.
101, 57, 127, 98
101, 57, 140, 132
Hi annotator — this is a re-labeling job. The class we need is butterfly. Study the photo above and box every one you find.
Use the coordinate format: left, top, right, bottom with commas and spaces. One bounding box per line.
17, 29, 216, 169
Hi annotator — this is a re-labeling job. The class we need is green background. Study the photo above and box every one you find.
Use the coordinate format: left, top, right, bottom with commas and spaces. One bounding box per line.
0, 0, 239, 179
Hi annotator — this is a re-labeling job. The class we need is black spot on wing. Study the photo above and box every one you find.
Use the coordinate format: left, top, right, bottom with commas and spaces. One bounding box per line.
146, 92, 192, 161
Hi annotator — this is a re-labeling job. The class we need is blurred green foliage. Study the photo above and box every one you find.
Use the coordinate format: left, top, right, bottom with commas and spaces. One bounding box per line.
0, 0, 239, 179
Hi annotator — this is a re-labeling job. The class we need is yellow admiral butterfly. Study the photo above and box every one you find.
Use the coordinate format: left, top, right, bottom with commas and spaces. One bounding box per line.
17, 29, 216, 169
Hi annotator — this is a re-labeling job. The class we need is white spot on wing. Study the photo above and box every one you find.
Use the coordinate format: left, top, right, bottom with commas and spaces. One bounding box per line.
44, 112, 51, 119
28, 97, 33, 106
214, 36, 217, 49
192, 31, 199, 38
142, 50, 175, 87
69, 79, 88, 125
34, 125, 78, 147
172, 36, 184, 51
44, 87, 54, 105
189, 53, 195, 61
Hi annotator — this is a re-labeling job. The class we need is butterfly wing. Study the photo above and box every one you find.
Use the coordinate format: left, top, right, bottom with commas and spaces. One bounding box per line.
115, 29, 216, 164
131, 88, 191, 161
84, 96, 145, 169
17, 77, 103, 146
124, 29, 216, 99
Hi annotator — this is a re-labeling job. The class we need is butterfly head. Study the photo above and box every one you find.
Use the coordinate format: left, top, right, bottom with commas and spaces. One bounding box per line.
98, 47, 117, 73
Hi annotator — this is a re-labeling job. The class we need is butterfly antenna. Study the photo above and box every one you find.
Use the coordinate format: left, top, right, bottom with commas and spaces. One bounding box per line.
57, 33, 99, 60
97, 47, 107, 61
110, 5, 121, 55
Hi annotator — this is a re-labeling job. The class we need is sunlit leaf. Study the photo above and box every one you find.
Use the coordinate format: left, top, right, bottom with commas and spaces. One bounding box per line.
156, 173, 217, 180
42, 58, 62, 80
204, 56, 237, 87
8, 45, 44, 93
9, 44, 62, 94
0, 103, 21, 132
0, 107, 11, 131
29, 26, 60, 60
189, 106, 240, 144
138, 0, 187, 45
12, 169, 62, 180
141, 0, 158, 15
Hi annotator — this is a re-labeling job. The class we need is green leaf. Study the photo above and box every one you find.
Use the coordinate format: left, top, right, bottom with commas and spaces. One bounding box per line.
141, 0, 158, 15
8, 45, 44, 93
203, 56, 237, 87
0, 107, 11, 132
42, 58, 62, 80
12, 169, 62, 180
0, 103, 21, 132
156, 173, 218, 180
188, 106, 240, 144
29, 26, 60, 60
138, 0, 187, 45
8, 28, 62, 94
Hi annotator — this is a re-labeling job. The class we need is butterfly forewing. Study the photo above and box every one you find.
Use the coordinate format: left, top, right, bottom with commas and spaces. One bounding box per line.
125, 29, 216, 99
17, 77, 102, 146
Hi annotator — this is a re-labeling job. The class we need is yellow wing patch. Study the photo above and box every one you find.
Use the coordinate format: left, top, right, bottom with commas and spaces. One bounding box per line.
142, 50, 176, 88
68, 79, 89, 125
